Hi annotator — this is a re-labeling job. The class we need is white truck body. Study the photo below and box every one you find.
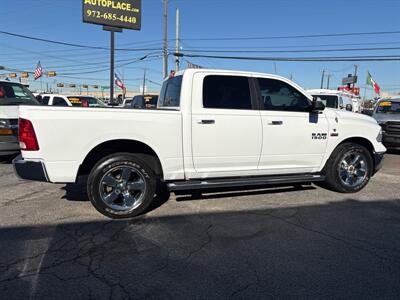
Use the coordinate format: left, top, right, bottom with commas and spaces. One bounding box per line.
18, 69, 384, 182
14, 69, 386, 218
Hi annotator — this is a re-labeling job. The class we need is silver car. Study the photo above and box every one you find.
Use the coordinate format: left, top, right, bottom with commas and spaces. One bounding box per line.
372, 98, 400, 149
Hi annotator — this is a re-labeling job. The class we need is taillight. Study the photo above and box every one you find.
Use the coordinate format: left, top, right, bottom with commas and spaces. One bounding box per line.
19, 118, 39, 151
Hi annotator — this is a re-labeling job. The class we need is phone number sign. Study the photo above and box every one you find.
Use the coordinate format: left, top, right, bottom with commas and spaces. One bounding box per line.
83, 0, 141, 30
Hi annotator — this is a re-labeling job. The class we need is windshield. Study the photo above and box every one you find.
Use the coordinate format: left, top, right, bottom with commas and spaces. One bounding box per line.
376, 100, 400, 114
312, 94, 338, 109
0, 82, 39, 106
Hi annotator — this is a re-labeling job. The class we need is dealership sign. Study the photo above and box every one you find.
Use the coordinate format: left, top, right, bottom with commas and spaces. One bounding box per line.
338, 86, 360, 96
342, 75, 358, 85
83, 0, 141, 30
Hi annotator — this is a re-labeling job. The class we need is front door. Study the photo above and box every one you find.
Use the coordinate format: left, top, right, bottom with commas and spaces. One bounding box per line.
256, 77, 329, 174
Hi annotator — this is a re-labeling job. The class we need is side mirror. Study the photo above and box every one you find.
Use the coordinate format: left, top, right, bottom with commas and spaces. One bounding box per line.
311, 97, 325, 112
345, 104, 353, 111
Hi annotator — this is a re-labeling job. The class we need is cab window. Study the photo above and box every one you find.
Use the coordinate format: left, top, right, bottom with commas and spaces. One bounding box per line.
42, 96, 50, 105
258, 78, 310, 112
53, 97, 68, 107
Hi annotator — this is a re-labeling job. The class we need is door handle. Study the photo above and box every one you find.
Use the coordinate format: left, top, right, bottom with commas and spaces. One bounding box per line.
198, 119, 215, 124
268, 121, 283, 125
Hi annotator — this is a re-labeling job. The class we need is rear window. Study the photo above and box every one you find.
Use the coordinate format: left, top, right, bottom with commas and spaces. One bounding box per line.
0, 82, 39, 106
158, 76, 182, 108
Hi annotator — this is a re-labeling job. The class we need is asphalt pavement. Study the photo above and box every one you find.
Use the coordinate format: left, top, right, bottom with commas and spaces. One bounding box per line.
0, 152, 399, 299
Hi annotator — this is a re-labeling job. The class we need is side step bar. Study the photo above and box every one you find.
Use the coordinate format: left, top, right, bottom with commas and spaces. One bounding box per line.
167, 174, 325, 192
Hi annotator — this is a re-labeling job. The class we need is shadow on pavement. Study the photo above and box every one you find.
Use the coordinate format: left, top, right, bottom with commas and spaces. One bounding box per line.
1, 198, 400, 299
0, 153, 18, 164
175, 185, 316, 202
387, 149, 400, 155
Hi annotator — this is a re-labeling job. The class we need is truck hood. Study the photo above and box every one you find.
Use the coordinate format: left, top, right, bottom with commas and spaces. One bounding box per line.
325, 108, 378, 125
373, 113, 400, 124
0, 106, 19, 119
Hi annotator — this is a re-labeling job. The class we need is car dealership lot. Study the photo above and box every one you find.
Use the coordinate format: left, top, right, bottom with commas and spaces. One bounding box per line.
0, 153, 399, 299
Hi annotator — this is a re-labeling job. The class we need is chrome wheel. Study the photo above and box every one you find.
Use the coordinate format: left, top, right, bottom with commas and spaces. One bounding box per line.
99, 166, 147, 212
339, 152, 368, 188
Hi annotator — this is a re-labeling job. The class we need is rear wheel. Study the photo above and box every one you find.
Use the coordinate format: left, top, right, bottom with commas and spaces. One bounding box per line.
87, 153, 157, 219
324, 143, 373, 193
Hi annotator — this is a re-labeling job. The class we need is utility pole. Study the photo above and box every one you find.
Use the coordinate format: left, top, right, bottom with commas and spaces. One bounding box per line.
110, 31, 115, 104
353, 64, 358, 90
326, 73, 333, 89
273, 62, 277, 74
142, 68, 146, 95
320, 69, 325, 89
175, 8, 180, 72
163, 0, 168, 79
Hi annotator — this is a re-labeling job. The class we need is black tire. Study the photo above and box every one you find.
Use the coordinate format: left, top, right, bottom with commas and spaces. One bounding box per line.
87, 153, 157, 219
324, 143, 373, 193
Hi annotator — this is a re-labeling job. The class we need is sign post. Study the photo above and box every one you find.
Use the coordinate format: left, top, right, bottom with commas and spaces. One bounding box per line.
82, 0, 142, 104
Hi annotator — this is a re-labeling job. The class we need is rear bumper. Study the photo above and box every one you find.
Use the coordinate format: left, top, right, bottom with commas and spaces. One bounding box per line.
373, 151, 385, 175
13, 155, 49, 182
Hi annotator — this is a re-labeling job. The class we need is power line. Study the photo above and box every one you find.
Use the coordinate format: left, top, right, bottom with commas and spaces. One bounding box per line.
181, 30, 400, 41
0, 30, 161, 52
175, 52, 400, 62
170, 46, 400, 54
178, 40, 400, 50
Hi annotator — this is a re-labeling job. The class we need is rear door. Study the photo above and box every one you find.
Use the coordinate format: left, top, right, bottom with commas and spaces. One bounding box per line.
191, 73, 262, 176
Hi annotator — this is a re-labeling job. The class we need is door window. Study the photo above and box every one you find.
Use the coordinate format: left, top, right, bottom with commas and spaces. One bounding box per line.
53, 97, 68, 106
203, 75, 252, 110
42, 96, 50, 105
258, 78, 310, 112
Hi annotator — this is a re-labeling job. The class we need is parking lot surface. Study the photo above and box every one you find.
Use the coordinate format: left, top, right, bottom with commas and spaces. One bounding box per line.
0, 152, 399, 299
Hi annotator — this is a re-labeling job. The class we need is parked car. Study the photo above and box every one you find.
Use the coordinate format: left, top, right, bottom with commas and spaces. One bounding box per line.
307, 89, 355, 112
0, 80, 39, 156
41, 94, 106, 107
13, 69, 385, 219
371, 98, 400, 149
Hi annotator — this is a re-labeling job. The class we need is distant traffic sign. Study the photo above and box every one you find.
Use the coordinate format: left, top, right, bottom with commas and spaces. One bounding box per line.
82, 0, 141, 30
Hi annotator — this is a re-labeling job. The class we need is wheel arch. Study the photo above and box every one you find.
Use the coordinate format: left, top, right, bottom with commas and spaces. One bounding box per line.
77, 139, 164, 180
322, 136, 376, 174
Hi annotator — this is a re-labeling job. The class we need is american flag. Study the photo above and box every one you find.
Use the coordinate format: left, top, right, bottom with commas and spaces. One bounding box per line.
114, 73, 125, 90
34, 61, 43, 80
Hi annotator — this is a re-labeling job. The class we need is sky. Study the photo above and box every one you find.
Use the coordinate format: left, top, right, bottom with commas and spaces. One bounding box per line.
1, 0, 400, 98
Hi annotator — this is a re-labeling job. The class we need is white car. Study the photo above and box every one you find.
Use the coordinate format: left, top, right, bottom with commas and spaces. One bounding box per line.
13, 69, 386, 219
41, 94, 106, 107
307, 89, 357, 112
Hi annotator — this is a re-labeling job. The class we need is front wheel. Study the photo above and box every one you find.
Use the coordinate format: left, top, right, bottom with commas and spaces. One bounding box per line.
87, 153, 157, 219
324, 143, 373, 193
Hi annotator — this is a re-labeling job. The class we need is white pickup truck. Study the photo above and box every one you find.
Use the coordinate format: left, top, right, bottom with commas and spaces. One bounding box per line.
14, 69, 386, 219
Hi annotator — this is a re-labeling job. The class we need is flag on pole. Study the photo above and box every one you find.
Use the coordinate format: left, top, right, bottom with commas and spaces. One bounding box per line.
114, 73, 125, 91
34, 61, 43, 80
366, 71, 380, 95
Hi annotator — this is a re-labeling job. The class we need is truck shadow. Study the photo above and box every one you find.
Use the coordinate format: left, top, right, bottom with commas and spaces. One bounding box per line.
62, 181, 315, 213
1, 198, 399, 299
174, 185, 316, 202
